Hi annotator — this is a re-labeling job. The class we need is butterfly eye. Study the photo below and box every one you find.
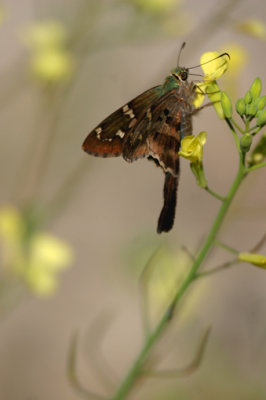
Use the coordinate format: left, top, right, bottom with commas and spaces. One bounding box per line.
180, 71, 188, 81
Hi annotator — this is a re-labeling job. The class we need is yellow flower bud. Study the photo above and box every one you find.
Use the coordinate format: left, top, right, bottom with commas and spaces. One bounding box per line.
238, 252, 266, 268
246, 103, 257, 118
256, 109, 266, 127
178, 131, 207, 163
255, 96, 266, 111
240, 133, 252, 152
236, 98, 246, 116
250, 77, 262, 99
220, 91, 232, 118
244, 91, 252, 104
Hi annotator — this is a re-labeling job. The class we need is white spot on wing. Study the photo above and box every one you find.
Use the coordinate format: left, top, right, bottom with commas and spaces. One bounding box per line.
96, 127, 102, 139
123, 104, 135, 119
116, 129, 125, 139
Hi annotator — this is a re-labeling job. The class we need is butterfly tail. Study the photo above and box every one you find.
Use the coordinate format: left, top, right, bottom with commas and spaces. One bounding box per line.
157, 172, 178, 233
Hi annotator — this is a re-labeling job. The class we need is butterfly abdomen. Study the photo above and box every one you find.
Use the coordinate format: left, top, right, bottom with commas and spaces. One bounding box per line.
157, 173, 178, 233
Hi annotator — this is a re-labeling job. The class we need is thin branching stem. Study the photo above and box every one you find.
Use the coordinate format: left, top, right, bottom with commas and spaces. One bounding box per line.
112, 147, 246, 400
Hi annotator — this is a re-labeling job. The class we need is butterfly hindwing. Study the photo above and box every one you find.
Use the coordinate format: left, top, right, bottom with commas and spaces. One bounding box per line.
157, 173, 178, 233
82, 86, 162, 158
147, 89, 190, 176
145, 88, 193, 232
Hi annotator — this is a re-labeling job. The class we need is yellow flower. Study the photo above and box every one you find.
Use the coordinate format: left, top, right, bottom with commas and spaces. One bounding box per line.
235, 19, 266, 40
21, 20, 67, 50
132, 0, 178, 15
0, 206, 73, 296
238, 252, 266, 268
193, 51, 229, 119
31, 48, 73, 83
200, 51, 229, 81
178, 131, 207, 163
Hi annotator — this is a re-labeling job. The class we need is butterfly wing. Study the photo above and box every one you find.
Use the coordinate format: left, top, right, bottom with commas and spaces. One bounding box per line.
146, 88, 193, 232
157, 173, 178, 233
82, 86, 162, 158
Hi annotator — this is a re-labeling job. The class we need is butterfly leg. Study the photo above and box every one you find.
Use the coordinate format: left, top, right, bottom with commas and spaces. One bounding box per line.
157, 172, 178, 233
192, 102, 214, 115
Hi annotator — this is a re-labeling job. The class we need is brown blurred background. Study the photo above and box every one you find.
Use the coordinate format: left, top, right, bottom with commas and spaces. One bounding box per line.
0, 0, 266, 399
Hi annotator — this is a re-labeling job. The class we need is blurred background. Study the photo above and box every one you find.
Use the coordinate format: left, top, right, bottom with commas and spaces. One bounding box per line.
0, 0, 266, 399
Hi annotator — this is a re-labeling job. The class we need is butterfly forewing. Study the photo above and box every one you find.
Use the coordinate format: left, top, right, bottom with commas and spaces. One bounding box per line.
82, 86, 162, 157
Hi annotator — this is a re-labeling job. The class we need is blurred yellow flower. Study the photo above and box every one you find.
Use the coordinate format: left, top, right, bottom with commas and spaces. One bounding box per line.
24, 233, 73, 295
178, 131, 207, 163
21, 19, 74, 84
220, 44, 248, 77
235, 19, 266, 40
21, 20, 67, 50
217, 44, 248, 100
31, 49, 73, 83
0, 206, 73, 296
131, 0, 178, 15
238, 252, 266, 268
145, 247, 206, 324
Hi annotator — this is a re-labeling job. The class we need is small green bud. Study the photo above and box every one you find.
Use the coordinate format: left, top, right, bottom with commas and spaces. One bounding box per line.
220, 91, 232, 118
240, 133, 252, 152
236, 98, 246, 116
250, 77, 262, 99
244, 90, 252, 104
255, 95, 266, 111
256, 109, 266, 127
246, 103, 257, 118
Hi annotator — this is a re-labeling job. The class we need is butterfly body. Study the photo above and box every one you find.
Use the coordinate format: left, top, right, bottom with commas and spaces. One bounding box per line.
82, 66, 197, 233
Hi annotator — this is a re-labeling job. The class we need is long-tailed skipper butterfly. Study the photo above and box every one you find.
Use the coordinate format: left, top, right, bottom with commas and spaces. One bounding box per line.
82, 43, 223, 233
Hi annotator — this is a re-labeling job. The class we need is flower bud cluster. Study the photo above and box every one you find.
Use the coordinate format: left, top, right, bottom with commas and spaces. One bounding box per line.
236, 78, 266, 127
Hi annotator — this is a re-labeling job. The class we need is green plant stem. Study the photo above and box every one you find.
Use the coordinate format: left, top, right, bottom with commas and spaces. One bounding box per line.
195, 259, 239, 279
231, 118, 245, 134
214, 240, 239, 254
245, 161, 266, 172
112, 154, 246, 400
205, 186, 225, 201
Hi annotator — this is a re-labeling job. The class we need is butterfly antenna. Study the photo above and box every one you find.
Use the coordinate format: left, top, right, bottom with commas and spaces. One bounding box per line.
177, 42, 186, 66
189, 72, 204, 78
187, 52, 230, 70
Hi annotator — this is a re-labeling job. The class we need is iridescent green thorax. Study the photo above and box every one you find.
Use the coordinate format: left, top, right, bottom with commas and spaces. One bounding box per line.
162, 66, 189, 94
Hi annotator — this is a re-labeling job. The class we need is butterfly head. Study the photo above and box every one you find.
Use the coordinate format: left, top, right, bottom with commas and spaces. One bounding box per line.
171, 67, 189, 83
162, 66, 190, 93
